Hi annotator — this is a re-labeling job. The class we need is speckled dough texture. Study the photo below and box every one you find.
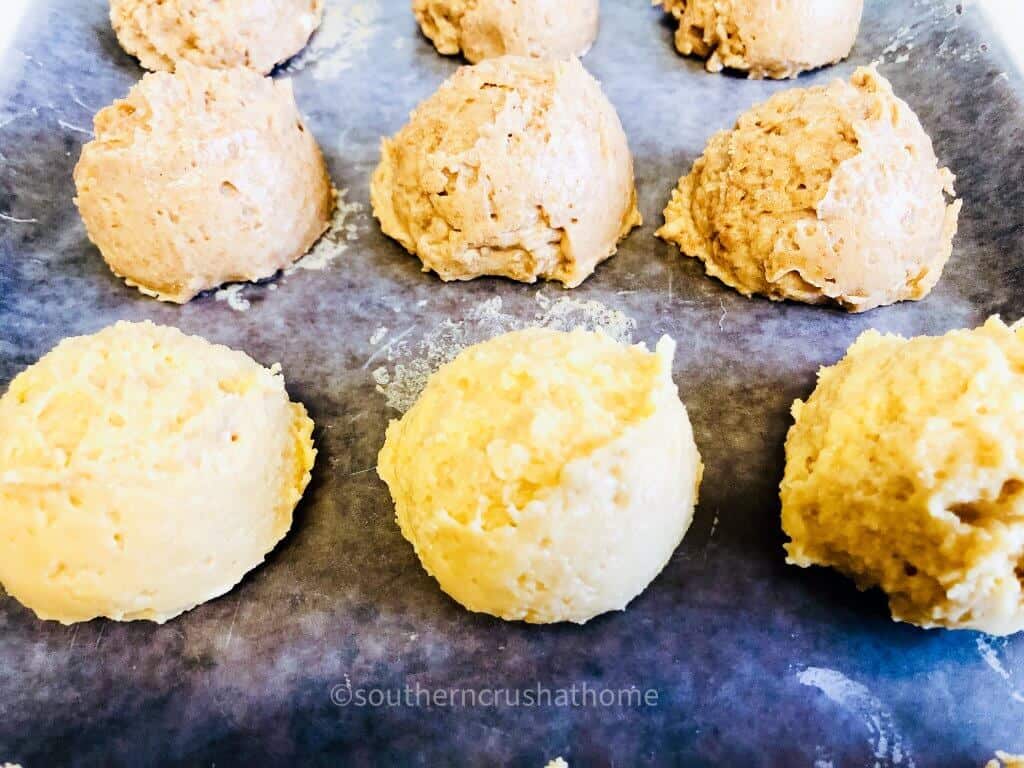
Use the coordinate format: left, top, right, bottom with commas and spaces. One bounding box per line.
657, 66, 961, 313
377, 328, 702, 624
370, 56, 641, 288
413, 0, 599, 63
0, 321, 316, 625
109, 0, 324, 73
658, 0, 863, 79
782, 318, 1024, 636
73, 63, 334, 303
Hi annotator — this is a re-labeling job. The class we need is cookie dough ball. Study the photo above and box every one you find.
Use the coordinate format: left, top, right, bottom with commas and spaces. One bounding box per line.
377, 328, 703, 624
657, 67, 961, 313
371, 56, 641, 288
413, 0, 599, 63
0, 322, 316, 624
782, 318, 1024, 635
74, 63, 334, 303
110, 0, 324, 74
659, 0, 863, 79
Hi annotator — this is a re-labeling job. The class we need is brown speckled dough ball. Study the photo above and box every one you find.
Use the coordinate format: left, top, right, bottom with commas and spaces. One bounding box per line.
371, 56, 641, 288
110, 0, 324, 74
413, 0, 599, 63
659, 0, 863, 79
657, 67, 961, 313
74, 63, 334, 303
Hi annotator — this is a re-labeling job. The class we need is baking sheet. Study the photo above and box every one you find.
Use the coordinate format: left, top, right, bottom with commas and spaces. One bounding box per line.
2, 0, 1024, 765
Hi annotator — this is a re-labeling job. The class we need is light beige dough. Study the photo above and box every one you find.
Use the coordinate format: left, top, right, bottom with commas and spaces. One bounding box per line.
658, 0, 863, 79
110, 0, 324, 74
74, 63, 334, 303
377, 328, 702, 624
371, 56, 641, 288
657, 66, 961, 313
0, 321, 316, 625
413, 0, 599, 63
782, 317, 1024, 636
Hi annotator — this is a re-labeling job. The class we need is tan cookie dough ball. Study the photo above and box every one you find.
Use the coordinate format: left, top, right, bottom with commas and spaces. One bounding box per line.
413, 0, 599, 63
781, 318, 1024, 635
377, 328, 703, 624
659, 0, 863, 79
74, 63, 334, 303
657, 67, 961, 313
110, 0, 323, 74
0, 322, 315, 625
371, 56, 641, 288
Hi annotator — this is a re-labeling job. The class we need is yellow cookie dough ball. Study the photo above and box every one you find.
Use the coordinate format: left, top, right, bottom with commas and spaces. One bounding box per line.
413, 0, 599, 63
0, 321, 315, 624
782, 317, 1024, 635
657, 67, 961, 313
658, 0, 863, 79
371, 56, 641, 288
110, 0, 324, 74
74, 63, 335, 304
377, 328, 702, 624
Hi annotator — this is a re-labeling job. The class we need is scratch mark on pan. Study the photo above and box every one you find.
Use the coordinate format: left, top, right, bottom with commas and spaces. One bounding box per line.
362, 325, 416, 370
346, 466, 376, 477
222, 602, 242, 651
67, 84, 97, 112
0, 108, 38, 130
95, 623, 106, 649
718, 299, 727, 331
976, 635, 1024, 703
0, 212, 38, 224
58, 119, 93, 137
68, 625, 80, 652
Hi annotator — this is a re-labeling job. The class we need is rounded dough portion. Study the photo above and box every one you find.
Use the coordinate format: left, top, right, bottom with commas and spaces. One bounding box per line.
659, 0, 863, 79
413, 0, 599, 63
370, 56, 641, 288
73, 63, 334, 303
0, 321, 316, 625
377, 328, 703, 624
781, 317, 1024, 636
110, 0, 324, 74
657, 67, 961, 313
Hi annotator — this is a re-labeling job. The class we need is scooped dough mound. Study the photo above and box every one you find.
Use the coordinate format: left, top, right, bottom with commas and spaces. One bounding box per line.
370, 56, 641, 288
377, 328, 702, 624
110, 0, 324, 74
659, 0, 863, 79
74, 63, 334, 303
782, 317, 1024, 635
413, 0, 599, 63
657, 66, 961, 313
0, 321, 315, 625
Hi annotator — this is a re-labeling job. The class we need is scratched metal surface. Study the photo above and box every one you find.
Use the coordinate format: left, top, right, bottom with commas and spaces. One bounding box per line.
1, 1, 1023, 765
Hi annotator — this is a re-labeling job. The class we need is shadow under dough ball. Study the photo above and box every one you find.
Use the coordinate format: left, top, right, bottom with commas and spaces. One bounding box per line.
657, 66, 961, 313
413, 0, 599, 63
109, 0, 324, 74
0, 321, 315, 625
658, 0, 863, 79
371, 55, 641, 288
73, 63, 335, 303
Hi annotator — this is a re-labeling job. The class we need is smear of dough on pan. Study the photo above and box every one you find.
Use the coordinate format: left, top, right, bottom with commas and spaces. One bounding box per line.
282, 0, 381, 80
796, 666, 915, 767
372, 293, 636, 412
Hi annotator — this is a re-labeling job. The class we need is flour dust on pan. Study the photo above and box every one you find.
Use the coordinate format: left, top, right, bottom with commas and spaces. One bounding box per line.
371, 292, 637, 412
796, 666, 916, 767
281, 0, 382, 80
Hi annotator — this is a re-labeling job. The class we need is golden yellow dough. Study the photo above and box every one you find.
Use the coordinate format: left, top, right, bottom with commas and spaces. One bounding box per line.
658, 0, 863, 79
413, 0, 599, 63
782, 317, 1024, 635
371, 56, 641, 288
74, 63, 334, 303
110, 0, 324, 74
0, 321, 315, 625
657, 67, 961, 313
377, 328, 702, 624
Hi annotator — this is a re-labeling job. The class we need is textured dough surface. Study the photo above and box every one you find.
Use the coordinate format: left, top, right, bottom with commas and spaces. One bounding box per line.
413, 0, 598, 63
74, 63, 334, 303
781, 317, 1024, 635
659, 0, 863, 79
371, 56, 641, 288
0, 321, 316, 624
110, 0, 323, 74
377, 328, 702, 624
657, 66, 961, 313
